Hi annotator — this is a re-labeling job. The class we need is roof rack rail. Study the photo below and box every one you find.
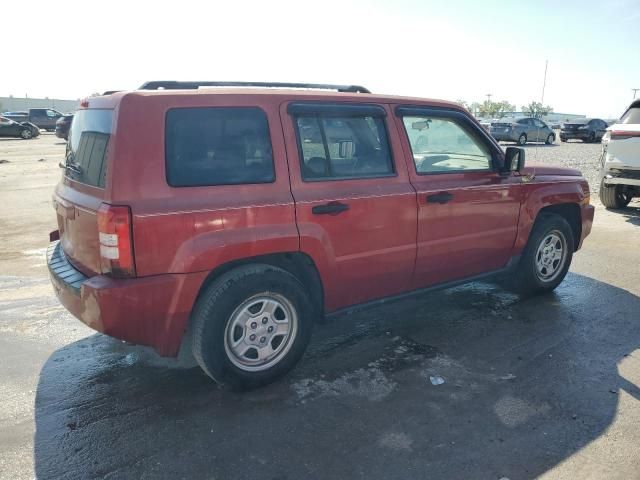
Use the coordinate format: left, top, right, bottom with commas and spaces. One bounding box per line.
138, 81, 371, 94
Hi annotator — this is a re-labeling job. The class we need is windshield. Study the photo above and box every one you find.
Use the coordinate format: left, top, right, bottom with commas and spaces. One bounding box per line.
620, 107, 640, 124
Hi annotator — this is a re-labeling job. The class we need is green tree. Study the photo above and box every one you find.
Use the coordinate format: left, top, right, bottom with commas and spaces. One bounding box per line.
522, 101, 553, 118
478, 100, 515, 118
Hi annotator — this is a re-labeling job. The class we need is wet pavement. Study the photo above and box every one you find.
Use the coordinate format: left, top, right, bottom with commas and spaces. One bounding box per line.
1, 136, 640, 479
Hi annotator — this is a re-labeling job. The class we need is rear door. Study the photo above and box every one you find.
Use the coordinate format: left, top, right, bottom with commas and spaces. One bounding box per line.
394, 106, 522, 289
54, 108, 112, 275
281, 102, 417, 312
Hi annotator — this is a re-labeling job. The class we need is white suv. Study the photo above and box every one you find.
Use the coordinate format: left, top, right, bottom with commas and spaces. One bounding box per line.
599, 100, 640, 209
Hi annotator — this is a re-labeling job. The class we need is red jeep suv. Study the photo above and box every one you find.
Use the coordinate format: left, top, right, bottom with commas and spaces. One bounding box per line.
48, 81, 594, 388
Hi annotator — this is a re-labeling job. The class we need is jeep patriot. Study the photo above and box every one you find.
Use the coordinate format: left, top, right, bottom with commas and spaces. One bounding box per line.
48, 81, 595, 388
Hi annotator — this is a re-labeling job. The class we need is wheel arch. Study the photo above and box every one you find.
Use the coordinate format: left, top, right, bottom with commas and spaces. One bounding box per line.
198, 252, 323, 310
177, 251, 325, 361
537, 203, 581, 251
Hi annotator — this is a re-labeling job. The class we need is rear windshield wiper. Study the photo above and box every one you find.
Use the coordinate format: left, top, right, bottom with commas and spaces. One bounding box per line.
59, 161, 82, 175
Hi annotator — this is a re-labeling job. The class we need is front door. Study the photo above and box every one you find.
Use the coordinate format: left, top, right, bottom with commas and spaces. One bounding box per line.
281, 102, 418, 312
394, 106, 522, 289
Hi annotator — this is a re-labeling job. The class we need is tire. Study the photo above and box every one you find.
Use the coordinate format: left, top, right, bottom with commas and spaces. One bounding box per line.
584, 132, 595, 143
510, 213, 574, 295
20, 129, 33, 139
517, 133, 527, 146
545, 133, 555, 145
560, 136, 567, 142
599, 180, 632, 209
191, 264, 314, 390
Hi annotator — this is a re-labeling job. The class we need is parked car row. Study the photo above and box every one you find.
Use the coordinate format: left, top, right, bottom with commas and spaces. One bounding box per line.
483, 116, 610, 145
3, 108, 65, 131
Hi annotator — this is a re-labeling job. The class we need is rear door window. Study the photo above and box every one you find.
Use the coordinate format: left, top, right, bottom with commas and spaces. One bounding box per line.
294, 114, 393, 180
65, 109, 113, 188
165, 107, 275, 187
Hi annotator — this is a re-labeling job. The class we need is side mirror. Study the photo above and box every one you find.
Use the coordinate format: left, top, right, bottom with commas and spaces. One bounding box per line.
503, 147, 525, 173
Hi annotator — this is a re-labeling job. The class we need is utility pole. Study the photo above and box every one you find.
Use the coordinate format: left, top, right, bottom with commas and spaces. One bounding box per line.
541, 60, 548, 105
633, 88, 639, 99
486, 93, 492, 103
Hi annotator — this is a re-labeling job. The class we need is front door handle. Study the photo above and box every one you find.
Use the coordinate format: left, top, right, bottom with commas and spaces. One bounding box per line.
312, 201, 350, 215
426, 192, 454, 204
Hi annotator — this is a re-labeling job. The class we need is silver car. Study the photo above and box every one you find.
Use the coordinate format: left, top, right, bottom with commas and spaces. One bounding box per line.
489, 117, 555, 145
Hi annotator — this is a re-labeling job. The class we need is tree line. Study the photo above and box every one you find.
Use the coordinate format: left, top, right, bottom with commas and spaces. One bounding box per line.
456, 99, 554, 118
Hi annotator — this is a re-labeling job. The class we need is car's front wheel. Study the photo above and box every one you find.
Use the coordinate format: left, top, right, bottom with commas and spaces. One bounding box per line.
545, 133, 555, 145
599, 181, 632, 209
585, 132, 595, 143
517, 133, 527, 145
191, 264, 314, 390
509, 213, 574, 295
20, 129, 33, 139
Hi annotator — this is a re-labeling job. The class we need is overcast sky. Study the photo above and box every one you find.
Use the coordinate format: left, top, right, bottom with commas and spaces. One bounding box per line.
2, 0, 639, 118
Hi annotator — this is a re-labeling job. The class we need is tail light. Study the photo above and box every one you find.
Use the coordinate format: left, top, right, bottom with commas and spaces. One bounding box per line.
97, 204, 136, 278
610, 130, 640, 140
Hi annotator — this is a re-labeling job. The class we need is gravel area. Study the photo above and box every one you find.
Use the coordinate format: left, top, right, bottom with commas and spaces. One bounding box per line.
499, 134, 603, 193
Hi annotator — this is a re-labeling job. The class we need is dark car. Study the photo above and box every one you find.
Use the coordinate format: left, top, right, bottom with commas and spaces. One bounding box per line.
55, 114, 74, 140
0, 116, 40, 139
560, 118, 608, 143
490, 117, 555, 145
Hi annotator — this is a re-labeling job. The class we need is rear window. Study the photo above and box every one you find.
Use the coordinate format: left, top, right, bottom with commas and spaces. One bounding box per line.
65, 109, 112, 188
621, 107, 640, 124
165, 107, 275, 187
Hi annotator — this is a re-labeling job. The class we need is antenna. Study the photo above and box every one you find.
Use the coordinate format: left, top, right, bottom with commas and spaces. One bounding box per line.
633, 88, 639, 100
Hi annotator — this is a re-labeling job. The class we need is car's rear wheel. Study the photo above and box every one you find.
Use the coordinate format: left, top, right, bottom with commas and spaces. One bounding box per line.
191, 264, 313, 390
517, 133, 527, 145
560, 136, 567, 142
509, 213, 574, 295
20, 129, 33, 139
599, 181, 633, 209
545, 133, 555, 145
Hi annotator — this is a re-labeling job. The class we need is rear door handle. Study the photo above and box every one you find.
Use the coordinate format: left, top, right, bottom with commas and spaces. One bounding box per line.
426, 192, 454, 204
312, 201, 350, 215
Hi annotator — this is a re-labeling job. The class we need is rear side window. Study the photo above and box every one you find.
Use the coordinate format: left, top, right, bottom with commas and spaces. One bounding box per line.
66, 109, 113, 188
621, 107, 640, 124
165, 107, 275, 187
294, 115, 393, 180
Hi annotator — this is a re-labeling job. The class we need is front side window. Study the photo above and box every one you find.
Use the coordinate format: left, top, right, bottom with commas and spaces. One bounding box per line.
295, 114, 393, 180
165, 107, 275, 187
402, 116, 492, 174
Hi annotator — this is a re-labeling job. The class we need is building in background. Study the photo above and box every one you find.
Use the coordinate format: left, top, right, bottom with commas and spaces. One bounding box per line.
0, 96, 79, 114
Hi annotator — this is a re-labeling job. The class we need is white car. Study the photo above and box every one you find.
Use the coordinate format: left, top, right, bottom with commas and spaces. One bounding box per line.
598, 99, 640, 209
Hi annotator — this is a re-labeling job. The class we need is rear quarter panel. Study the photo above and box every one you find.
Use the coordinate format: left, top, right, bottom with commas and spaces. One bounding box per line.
111, 94, 298, 277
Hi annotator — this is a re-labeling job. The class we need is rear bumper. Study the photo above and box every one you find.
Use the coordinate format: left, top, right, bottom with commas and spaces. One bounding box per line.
47, 241, 206, 356
560, 131, 590, 140
490, 131, 518, 142
54, 127, 68, 139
